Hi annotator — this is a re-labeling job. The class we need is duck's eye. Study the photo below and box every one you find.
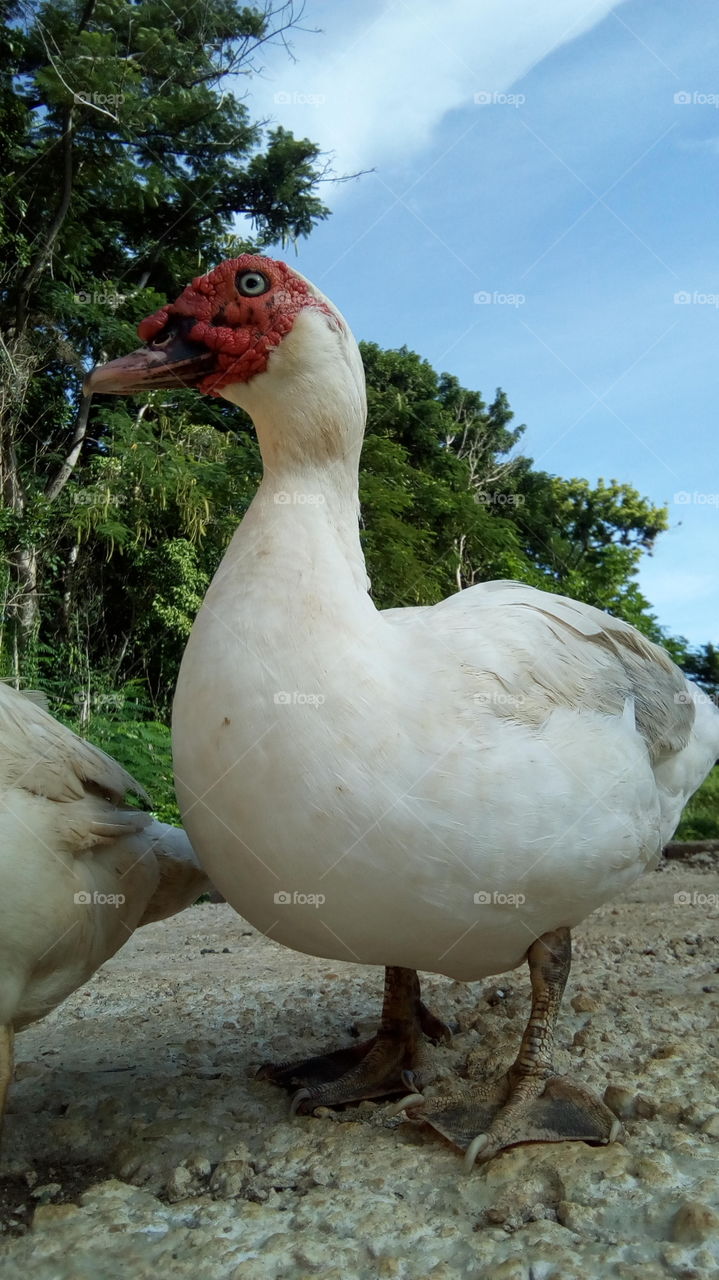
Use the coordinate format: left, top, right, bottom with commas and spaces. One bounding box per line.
236, 270, 270, 297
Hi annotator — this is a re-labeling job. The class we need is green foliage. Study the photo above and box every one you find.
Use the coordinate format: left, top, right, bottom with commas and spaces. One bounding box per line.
674, 767, 719, 841
62, 700, 181, 824
1, 3, 715, 839
0, 0, 329, 680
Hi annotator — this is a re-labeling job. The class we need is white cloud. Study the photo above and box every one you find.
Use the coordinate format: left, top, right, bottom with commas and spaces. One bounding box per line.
250, 0, 628, 174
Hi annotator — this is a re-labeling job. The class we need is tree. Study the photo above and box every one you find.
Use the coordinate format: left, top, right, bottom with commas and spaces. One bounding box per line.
0, 0, 329, 672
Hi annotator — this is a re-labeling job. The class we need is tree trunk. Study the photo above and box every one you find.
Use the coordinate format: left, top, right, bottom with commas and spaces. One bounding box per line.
9, 546, 40, 662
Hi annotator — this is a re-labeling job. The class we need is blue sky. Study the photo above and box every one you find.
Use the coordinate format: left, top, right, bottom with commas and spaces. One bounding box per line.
245, 0, 718, 645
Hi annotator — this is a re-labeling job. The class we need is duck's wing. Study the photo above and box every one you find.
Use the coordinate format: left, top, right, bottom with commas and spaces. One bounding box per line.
386, 580, 718, 771
0, 681, 150, 849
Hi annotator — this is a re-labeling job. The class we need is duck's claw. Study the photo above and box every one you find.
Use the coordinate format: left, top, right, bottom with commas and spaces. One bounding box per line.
258, 966, 448, 1116
418, 1002, 453, 1045
399, 1071, 622, 1168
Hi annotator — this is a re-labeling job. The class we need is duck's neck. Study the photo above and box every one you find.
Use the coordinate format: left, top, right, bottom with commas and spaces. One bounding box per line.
222, 342, 371, 602
253, 455, 369, 598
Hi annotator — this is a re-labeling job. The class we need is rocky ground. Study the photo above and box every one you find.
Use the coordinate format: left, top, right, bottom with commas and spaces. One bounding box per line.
1, 859, 718, 1279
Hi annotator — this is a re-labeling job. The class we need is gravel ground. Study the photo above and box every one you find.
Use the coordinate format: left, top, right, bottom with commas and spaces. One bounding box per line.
1, 859, 718, 1279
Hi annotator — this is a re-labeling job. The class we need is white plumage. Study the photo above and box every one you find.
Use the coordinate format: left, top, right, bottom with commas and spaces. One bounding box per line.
0, 681, 209, 1128
169, 301, 718, 983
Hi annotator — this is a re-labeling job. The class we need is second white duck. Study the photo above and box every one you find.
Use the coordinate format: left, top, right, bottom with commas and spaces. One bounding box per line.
0, 682, 210, 1139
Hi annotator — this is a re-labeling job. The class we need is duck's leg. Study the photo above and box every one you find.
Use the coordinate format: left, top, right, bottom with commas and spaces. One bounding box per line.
258, 966, 451, 1114
0, 1025, 14, 1138
395, 928, 619, 1168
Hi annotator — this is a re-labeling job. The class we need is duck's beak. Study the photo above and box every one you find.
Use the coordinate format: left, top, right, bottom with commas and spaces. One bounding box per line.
84, 331, 215, 396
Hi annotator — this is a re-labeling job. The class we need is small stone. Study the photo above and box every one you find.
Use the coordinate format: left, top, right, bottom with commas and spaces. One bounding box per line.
165, 1155, 212, 1202
700, 1113, 719, 1137
31, 1203, 81, 1226
670, 1201, 719, 1243
209, 1159, 251, 1199
635, 1095, 658, 1119
486, 1263, 526, 1280
680, 1103, 712, 1130
30, 1182, 62, 1202
571, 994, 599, 1013
557, 1199, 600, 1236
13, 1061, 45, 1081
652, 1044, 682, 1059
604, 1086, 637, 1119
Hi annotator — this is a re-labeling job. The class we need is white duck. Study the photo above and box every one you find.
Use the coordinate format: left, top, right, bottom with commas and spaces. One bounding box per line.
88, 255, 719, 1167
0, 682, 210, 1134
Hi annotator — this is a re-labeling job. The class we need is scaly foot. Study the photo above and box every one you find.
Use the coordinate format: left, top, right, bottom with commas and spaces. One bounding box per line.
394, 1067, 619, 1169
391, 927, 621, 1168
257, 967, 451, 1114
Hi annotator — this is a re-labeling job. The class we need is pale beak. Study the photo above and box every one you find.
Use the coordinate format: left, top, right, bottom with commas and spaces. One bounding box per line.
84, 328, 215, 396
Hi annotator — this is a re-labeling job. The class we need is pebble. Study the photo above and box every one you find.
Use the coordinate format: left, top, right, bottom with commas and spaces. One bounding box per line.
165, 1156, 212, 1202
670, 1201, 719, 1243
30, 1182, 62, 1202
571, 994, 600, 1013
209, 1160, 252, 1199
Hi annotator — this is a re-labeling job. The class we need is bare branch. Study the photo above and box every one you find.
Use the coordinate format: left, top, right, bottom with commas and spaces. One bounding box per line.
44, 393, 93, 502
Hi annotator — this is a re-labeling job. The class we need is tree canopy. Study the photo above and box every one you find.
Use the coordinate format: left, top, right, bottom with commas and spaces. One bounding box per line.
1, 0, 715, 838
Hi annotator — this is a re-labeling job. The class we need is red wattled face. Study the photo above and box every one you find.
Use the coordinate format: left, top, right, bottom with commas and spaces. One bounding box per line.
85, 255, 338, 398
